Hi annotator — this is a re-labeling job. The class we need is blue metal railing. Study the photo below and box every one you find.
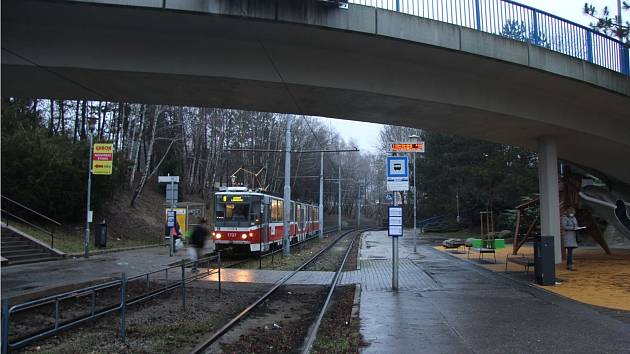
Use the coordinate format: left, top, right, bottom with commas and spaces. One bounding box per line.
350, 0, 630, 76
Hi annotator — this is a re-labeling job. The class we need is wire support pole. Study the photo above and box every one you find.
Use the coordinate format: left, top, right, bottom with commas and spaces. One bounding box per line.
338, 160, 342, 233
319, 152, 324, 239
283, 118, 292, 255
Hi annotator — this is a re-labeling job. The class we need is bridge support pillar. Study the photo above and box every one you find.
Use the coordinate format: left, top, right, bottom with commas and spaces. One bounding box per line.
537, 136, 562, 264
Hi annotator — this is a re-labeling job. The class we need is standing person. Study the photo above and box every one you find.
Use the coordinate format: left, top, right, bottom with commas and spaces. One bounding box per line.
561, 207, 581, 271
172, 220, 182, 252
189, 217, 209, 272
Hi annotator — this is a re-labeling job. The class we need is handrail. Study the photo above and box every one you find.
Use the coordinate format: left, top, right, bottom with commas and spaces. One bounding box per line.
1, 196, 61, 226
349, 0, 629, 76
1, 195, 62, 249
0, 211, 53, 240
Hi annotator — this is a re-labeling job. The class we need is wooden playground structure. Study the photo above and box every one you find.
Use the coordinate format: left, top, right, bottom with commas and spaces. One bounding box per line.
511, 171, 611, 256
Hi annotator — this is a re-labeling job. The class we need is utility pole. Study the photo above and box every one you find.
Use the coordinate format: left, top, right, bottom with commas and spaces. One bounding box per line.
338, 159, 342, 232
283, 118, 292, 255
319, 151, 324, 238
409, 134, 420, 253
357, 182, 361, 228
84, 124, 94, 258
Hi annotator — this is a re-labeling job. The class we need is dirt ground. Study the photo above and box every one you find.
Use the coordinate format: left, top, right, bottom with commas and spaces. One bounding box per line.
15, 281, 269, 354
436, 244, 630, 311
312, 285, 366, 354
211, 285, 328, 353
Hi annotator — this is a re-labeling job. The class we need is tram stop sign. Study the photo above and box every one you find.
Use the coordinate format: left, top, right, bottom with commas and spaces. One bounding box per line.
388, 206, 403, 237
386, 156, 409, 191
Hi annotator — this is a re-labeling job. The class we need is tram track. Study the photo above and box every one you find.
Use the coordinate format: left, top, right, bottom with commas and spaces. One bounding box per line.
220, 227, 342, 269
189, 228, 368, 354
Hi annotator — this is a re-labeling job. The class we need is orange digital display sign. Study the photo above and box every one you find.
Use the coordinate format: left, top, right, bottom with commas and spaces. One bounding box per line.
390, 142, 425, 152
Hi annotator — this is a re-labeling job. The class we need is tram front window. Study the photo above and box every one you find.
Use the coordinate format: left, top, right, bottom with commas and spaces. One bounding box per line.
215, 197, 251, 227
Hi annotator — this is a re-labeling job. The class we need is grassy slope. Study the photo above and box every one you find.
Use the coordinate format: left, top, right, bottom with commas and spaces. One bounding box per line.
6, 184, 206, 254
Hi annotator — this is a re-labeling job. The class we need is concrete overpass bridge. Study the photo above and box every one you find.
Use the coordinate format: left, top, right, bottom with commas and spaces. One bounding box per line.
2, 0, 630, 261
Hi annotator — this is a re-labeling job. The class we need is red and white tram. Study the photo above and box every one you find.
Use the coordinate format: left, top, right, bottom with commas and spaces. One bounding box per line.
212, 187, 320, 253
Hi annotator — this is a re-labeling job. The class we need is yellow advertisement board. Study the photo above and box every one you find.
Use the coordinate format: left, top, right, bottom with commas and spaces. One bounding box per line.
165, 208, 187, 236
92, 143, 113, 175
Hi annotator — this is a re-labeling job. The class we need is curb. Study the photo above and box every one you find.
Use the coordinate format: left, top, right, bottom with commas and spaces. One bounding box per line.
67, 243, 165, 258
349, 283, 361, 326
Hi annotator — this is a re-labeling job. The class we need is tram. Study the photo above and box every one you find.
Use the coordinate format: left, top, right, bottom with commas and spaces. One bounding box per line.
212, 187, 320, 253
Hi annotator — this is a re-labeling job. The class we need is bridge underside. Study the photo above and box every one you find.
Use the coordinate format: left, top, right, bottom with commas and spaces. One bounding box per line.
2, 0, 630, 184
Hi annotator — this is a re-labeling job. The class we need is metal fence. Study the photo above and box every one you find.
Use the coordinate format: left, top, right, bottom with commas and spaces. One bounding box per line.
350, 0, 630, 75
1, 254, 221, 353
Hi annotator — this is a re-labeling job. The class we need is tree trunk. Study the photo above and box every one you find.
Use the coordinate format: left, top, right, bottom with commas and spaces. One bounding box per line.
59, 100, 65, 136
80, 100, 87, 139
73, 100, 80, 143
49, 99, 55, 135
131, 105, 165, 206
128, 105, 146, 189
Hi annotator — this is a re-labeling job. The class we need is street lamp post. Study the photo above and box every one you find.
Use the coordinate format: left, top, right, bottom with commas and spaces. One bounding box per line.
283, 117, 292, 255
84, 115, 98, 258
409, 134, 420, 253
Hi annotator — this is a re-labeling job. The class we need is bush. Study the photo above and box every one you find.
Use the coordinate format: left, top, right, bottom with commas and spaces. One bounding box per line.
1, 101, 119, 222
424, 219, 464, 233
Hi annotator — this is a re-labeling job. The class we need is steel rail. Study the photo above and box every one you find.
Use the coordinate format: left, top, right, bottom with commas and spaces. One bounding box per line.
301, 228, 363, 353
189, 228, 360, 354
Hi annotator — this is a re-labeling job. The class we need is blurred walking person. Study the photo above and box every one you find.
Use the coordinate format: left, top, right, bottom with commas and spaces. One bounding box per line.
189, 217, 209, 272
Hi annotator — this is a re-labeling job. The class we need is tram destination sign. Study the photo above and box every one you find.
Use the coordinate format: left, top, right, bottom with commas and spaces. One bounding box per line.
389, 142, 425, 153
221, 195, 249, 203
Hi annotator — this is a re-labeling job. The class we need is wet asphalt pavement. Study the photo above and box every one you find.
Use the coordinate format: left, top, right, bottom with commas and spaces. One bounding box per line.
357, 231, 630, 354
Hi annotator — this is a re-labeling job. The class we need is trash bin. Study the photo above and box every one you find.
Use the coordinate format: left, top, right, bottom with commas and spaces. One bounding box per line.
534, 235, 555, 285
95, 221, 107, 248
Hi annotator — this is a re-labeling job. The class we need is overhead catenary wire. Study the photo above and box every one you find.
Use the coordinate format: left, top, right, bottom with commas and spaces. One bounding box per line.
1, 47, 114, 103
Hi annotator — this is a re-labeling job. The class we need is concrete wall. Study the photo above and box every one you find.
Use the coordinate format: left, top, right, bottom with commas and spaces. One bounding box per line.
2, 0, 630, 183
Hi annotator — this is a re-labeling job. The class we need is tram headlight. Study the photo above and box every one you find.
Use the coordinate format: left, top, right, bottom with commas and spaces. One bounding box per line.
215, 233, 221, 239
249, 232, 253, 237
241, 233, 248, 239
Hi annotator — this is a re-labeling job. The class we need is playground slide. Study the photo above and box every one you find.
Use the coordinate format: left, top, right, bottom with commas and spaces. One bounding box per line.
579, 185, 630, 241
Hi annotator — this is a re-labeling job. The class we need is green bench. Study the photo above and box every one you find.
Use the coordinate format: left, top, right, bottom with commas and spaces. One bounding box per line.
466, 238, 505, 263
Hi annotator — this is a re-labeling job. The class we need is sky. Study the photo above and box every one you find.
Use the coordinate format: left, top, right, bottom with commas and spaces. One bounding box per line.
317, 0, 620, 153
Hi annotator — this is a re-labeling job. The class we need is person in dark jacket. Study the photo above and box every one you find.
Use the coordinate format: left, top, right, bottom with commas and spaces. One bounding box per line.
189, 217, 209, 272
561, 207, 582, 271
